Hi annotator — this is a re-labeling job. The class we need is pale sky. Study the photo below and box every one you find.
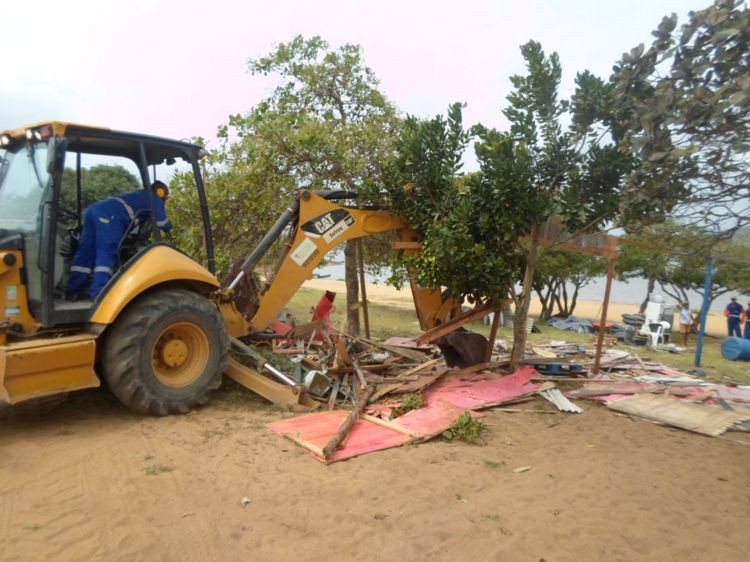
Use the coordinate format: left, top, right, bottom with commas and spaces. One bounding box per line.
2, 0, 697, 148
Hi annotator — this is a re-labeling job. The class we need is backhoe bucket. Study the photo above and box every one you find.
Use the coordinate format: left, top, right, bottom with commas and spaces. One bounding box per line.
224, 358, 319, 412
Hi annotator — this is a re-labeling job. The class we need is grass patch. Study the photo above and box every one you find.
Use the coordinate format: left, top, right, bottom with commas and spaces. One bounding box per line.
483, 460, 506, 469
143, 454, 154, 461
390, 393, 427, 419
443, 411, 486, 445
144, 463, 173, 476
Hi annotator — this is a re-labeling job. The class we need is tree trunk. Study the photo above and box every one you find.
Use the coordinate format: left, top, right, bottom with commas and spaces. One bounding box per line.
511, 225, 541, 369
344, 239, 361, 335
639, 277, 656, 313
568, 284, 580, 316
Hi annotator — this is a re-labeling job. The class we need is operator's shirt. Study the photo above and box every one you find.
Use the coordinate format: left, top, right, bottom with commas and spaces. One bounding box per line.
114, 190, 172, 231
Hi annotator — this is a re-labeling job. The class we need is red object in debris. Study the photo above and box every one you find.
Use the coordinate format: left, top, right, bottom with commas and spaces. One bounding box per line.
425, 365, 541, 410
592, 322, 614, 331
267, 410, 412, 464
269, 321, 292, 337
310, 291, 336, 341
312, 291, 336, 322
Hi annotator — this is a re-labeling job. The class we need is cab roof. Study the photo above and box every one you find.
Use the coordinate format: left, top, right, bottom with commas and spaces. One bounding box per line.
1, 121, 204, 166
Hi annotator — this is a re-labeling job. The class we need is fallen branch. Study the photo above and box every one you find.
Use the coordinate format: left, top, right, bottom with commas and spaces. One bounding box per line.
322, 385, 376, 459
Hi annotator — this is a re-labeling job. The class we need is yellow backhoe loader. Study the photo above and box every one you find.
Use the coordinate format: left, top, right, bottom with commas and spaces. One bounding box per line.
0, 122, 477, 414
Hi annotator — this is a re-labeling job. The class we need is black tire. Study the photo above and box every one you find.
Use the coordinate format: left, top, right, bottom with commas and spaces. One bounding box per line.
102, 288, 229, 415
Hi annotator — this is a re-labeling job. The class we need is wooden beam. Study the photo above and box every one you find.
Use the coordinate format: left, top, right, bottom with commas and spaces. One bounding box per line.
417, 303, 494, 346
356, 238, 371, 339
485, 308, 501, 363
593, 256, 617, 374
391, 241, 423, 250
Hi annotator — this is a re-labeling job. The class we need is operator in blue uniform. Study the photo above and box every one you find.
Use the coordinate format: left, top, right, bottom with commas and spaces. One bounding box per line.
66, 181, 172, 300
724, 296, 743, 337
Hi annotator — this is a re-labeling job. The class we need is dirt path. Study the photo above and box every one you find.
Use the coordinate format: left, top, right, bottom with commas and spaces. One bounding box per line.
2, 385, 749, 561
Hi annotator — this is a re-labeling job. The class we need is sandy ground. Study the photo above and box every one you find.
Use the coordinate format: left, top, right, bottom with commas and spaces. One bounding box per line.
304, 278, 731, 336
1, 386, 749, 561
1, 280, 748, 560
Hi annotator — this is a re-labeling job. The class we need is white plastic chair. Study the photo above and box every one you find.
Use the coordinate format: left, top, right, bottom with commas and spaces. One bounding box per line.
639, 321, 670, 346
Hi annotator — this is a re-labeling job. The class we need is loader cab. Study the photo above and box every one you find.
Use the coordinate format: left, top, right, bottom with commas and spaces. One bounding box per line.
0, 122, 215, 333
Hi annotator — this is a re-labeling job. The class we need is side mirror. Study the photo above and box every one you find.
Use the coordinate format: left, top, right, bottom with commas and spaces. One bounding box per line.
46, 136, 68, 174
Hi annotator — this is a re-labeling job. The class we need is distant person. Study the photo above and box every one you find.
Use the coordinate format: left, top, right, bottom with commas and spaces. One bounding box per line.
66, 181, 172, 300
744, 301, 750, 339
678, 301, 694, 346
724, 296, 743, 337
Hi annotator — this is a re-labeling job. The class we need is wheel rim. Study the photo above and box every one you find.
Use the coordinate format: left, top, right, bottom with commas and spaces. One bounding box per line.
151, 322, 210, 387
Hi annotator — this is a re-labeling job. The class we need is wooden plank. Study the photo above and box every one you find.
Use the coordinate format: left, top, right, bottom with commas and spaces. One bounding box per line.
327, 376, 341, 411
391, 241, 423, 250
395, 358, 442, 378
356, 238, 371, 339
607, 393, 750, 437
360, 413, 422, 438
370, 368, 448, 402
485, 308, 501, 363
282, 432, 326, 458
417, 303, 494, 346
335, 337, 353, 367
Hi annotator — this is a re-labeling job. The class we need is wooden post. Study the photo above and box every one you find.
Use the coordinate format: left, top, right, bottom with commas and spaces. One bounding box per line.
485, 307, 501, 363
356, 239, 371, 339
594, 254, 617, 374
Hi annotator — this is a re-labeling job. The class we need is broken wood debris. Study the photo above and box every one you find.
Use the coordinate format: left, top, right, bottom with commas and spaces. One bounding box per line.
256, 300, 750, 462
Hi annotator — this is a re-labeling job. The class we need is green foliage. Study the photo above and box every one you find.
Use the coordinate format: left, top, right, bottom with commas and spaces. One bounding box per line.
611, 0, 750, 234
60, 164, 140, 211
533, 249, 607, 320
390, 393, 426, 419
442, 411, 486, 445
618, 221, 750, 304
375, 104, 528, 303
171, 36, 399, 281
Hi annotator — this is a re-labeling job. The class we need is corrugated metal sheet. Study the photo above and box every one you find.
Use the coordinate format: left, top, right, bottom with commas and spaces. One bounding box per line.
540, 388, 583, 414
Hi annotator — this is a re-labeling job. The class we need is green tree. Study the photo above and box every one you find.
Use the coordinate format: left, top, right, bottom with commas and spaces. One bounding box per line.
611, 0, 750, 236
375, 103, 519, 303
618, 221, 750, 307
167, 141, 295, 276
60, 164, 139, 211
533, 249, 607, 321
477, 41, 632, 365
213, 35, 399, 334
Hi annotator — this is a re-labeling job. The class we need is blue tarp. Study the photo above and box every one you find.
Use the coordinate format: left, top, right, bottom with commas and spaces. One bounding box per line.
546, 315, 595, 333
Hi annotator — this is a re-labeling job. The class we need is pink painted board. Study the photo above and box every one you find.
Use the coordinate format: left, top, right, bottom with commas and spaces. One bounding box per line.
425, 365, 541, 410
393, 400, 483, 439
267, 410, 412, 464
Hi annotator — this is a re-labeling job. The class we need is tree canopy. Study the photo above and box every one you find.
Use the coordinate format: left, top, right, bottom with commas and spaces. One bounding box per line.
612, 0, 750, 236
60, 164, 140, 211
